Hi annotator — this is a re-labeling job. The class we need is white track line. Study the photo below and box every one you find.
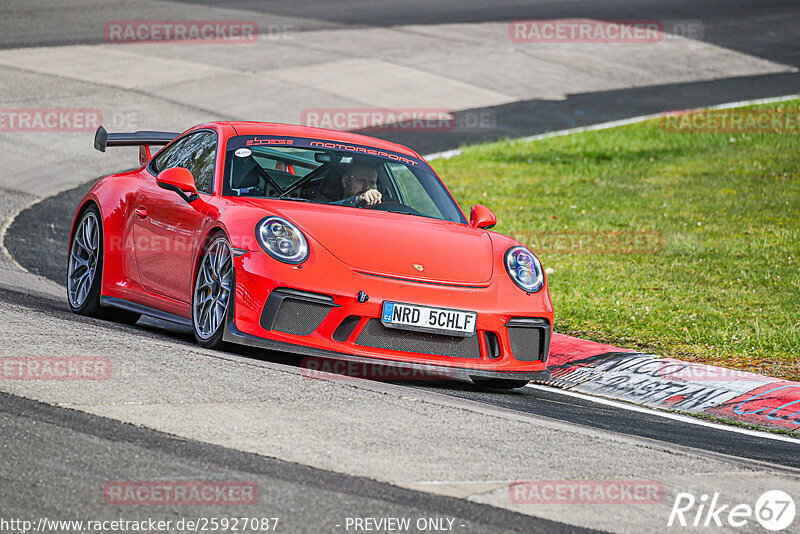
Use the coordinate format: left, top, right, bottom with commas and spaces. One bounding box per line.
0, 198, 38, 271
424, 93, 800, 160
526, 383, 800, 444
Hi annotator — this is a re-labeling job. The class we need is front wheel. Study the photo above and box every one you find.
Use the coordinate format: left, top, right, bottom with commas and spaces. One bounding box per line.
192, 234, 234, 349
471, 377, 530, 390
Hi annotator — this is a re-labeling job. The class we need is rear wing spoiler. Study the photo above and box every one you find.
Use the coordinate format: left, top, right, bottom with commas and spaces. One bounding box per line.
94, 125, 179, 165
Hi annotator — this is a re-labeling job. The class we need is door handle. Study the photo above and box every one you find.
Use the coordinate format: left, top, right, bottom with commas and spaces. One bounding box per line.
134, 207, 148, 219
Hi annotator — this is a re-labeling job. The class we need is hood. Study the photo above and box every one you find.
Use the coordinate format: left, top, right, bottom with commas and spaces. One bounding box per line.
250, 200, 493, 284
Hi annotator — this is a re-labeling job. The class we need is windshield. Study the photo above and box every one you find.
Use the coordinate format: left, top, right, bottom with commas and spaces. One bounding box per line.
222, 135, 466, 223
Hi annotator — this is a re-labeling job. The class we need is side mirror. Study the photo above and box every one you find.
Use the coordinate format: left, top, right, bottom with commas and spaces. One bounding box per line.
157, 167, 199, 203
469, 204, 497, 230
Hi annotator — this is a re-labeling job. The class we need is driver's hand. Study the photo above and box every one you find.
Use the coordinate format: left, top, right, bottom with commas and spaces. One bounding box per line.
358, 189, 382, 206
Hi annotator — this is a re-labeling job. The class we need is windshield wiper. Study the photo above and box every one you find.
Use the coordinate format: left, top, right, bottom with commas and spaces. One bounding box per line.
381, 209, 414, 215
273, 196, 314, 203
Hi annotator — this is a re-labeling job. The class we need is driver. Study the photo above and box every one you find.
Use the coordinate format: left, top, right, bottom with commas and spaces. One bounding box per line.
331, 161, 382, 207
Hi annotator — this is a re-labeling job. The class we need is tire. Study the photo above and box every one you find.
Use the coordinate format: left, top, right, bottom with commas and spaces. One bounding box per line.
471, 377, 530, 390
67, 205, 141, 325
192, 234, 234, 349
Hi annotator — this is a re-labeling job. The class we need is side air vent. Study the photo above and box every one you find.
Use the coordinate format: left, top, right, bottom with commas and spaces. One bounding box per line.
484, 332, 501, 359
261, 288, 337, 336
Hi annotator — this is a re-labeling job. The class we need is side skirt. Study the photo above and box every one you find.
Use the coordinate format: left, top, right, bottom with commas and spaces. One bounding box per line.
100, 295, 192, 328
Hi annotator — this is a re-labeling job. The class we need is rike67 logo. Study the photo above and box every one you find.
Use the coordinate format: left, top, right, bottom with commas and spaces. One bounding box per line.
668, 490, 795, 531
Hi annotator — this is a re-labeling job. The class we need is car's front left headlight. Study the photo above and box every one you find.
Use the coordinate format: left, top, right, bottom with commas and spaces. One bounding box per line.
256, 216, 309, 264
505, 246, 544, 293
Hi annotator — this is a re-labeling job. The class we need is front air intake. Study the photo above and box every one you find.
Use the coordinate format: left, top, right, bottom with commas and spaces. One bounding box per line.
356, 319, 481, 359
506, 318, 551, 362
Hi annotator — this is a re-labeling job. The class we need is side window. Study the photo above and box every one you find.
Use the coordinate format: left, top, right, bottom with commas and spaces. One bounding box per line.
151, 131, 217, 194
152, 137, 188, 174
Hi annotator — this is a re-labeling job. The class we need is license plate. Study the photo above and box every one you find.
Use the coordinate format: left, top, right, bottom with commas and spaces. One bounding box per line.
381, 301, 477, 337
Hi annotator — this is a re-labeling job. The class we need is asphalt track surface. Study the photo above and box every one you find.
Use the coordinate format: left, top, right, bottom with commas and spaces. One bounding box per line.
2, 0, 800, 531
0, 386, 587, 534
4, 0, 800, 66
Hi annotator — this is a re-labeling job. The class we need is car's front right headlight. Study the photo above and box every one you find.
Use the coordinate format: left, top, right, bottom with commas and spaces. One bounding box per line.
256, 216, 309, 264
505, 246, 544, 293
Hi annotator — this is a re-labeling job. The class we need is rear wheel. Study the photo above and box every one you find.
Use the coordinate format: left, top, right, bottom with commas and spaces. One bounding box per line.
471, 377, 530, 390
192, 234, 234, 349
67, 205, 140, 325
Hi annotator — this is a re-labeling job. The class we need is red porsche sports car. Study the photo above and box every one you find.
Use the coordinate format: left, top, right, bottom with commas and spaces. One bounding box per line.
68, 122, 552, 388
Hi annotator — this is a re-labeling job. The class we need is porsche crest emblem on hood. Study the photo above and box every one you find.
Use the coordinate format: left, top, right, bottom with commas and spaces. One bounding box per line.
413, 264, 424, 272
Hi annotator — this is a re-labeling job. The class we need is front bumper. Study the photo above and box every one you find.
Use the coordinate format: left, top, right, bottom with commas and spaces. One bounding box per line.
228, 249, 554, 377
